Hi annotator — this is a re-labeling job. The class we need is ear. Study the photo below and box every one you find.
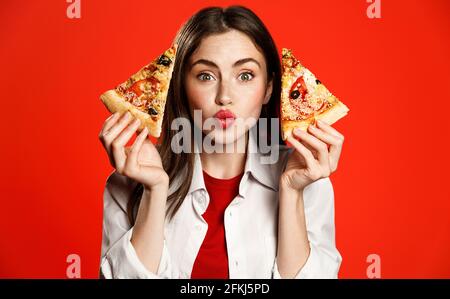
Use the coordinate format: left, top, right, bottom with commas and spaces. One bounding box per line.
263, 77, 273, 105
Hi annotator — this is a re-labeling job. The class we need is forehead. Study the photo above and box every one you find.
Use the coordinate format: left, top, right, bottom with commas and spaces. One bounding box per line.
189, 30, 266, 66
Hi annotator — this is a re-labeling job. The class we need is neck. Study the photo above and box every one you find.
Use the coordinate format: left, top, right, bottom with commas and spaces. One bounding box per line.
200, 132, 248, 179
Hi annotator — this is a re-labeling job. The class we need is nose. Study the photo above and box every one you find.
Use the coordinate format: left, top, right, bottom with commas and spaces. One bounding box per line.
215, 80, 232, 106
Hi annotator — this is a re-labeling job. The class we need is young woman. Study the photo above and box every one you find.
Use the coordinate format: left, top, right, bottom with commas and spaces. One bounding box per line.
99, 6, 344, 279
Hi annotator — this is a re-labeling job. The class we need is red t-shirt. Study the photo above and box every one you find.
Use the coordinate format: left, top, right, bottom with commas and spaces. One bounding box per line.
190, 170, 244, 279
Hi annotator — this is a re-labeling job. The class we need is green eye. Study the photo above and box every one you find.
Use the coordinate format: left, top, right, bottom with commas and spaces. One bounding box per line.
239, 72, 254, 81
198, 73, 214, 81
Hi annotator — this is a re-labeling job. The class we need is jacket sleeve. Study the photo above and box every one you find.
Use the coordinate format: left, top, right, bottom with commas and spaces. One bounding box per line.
272, 177, 342, 279
99, 171, 172, 279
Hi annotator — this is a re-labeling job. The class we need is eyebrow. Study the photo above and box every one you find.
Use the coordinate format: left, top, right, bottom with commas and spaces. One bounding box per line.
190, 57, 261, 69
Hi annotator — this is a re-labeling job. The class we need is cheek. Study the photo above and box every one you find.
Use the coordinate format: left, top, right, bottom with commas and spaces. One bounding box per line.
185, 77, 214, 111
185, 77, 216, 130
238, 80, 267, 117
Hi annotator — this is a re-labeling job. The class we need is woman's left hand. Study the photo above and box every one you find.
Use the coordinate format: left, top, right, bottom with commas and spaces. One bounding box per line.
281, 119, 345, 191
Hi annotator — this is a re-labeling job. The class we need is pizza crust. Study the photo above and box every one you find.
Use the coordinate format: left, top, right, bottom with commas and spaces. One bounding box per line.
281, 100, 349, 140
100, 89, 162, 137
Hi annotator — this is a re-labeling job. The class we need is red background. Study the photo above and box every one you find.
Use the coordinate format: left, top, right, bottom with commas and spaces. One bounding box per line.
1, 0, 449, 278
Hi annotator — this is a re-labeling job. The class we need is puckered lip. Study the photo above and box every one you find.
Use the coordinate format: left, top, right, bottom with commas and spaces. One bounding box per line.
214, 109, 236, 120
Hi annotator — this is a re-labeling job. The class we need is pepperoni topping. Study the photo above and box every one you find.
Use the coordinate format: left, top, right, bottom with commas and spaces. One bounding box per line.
289, 76, 308, 101
128, 77, 160, 97
288, 76, 315, 119
129, 80, 145, 97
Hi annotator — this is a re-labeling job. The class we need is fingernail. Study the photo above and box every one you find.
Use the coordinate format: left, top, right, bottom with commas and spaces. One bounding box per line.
317, 119, 324, 125
294, 128, 302, 134
107, 113, 117, 120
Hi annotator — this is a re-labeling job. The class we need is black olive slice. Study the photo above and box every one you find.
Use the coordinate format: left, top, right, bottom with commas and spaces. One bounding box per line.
148, 107, 158, 115
157, 55, 171, 66
290, 90, 300, 99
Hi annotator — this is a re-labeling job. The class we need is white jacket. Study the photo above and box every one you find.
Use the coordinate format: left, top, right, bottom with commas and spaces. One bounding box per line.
100, 131, 342, 278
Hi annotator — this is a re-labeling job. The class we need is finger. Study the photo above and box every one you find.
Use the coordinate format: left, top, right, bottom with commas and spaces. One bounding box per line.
293, 128, 329, 167
307, 123, 342, 165
127, 127, 148, 168
102, 112, 133, 153
113, 118, 141, 148
315, 120, 344, 171
287, 134, 317, 170
111, 118, 141, 171
101, 112, 120, 133
307, 124, 341, 147
316, 119, 344, 139
99, 113, 120, 148
287, 131, 317, 159
105, 111, 133, 138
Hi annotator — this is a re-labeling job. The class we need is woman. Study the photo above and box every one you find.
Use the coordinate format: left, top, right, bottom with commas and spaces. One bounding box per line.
98, 5, 344, 279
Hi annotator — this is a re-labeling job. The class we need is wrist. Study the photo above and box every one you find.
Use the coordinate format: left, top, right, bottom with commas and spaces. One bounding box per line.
143, 180, 169, 199
279, 174, 305, 193
279, 177, 304, 205
143, 173, 169, 193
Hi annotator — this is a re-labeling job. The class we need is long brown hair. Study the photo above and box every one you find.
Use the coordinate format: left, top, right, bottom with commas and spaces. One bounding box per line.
127, 5, 282, 225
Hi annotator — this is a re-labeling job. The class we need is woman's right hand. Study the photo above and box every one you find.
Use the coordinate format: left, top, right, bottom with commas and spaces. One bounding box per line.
98, 111, 169, 190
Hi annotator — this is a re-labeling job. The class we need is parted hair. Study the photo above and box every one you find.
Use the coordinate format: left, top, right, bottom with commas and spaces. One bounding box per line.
127, 5, 282, 225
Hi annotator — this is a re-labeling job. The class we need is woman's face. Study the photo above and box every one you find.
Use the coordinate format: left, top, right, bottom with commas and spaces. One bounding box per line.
185, 29, 273, 147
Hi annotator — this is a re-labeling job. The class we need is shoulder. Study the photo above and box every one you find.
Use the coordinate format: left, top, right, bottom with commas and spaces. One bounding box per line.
103, 170, 139, 213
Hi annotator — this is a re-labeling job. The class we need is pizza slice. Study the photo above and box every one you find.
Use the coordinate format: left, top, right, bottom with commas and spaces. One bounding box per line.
100, 45, 177, 138
280, 48, 349, 140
